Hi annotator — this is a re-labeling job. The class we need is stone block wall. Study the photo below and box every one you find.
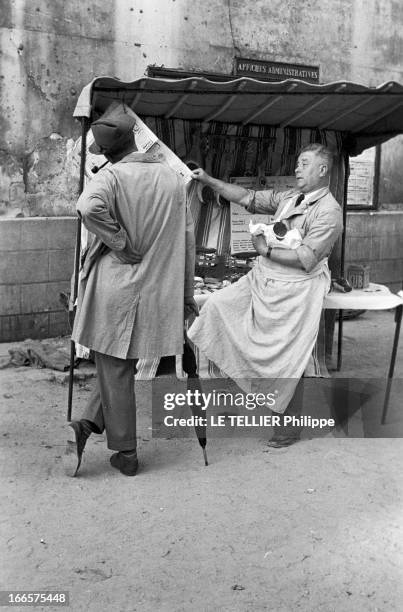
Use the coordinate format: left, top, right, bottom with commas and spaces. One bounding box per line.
0, 212, 402, 342
0, 217, 76, 341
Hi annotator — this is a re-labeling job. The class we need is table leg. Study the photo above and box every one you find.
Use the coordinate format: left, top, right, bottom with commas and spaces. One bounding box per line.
337, 309, 343, 371
381, 304, 403, 425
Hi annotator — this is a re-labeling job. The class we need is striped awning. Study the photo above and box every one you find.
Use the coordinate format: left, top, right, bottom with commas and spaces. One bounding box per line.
74, 76, 403, 153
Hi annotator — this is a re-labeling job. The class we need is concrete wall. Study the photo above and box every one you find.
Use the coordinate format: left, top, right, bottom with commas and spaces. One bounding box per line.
0, 218, 75, 341
1, 1, 403, 181
1, 0, 403, 215
1, 0, 403, 339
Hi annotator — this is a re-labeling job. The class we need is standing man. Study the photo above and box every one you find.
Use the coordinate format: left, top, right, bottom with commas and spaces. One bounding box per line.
189, 143, 343, 447
66, 103, 196, 476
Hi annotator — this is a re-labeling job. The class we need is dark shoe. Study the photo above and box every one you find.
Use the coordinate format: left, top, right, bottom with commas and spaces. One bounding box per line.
267, 435, 300, 448
64, 421, 89, 477
110, 452, 139, 476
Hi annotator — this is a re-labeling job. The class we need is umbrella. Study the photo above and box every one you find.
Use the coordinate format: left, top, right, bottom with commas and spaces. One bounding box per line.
182, 331, 208, 466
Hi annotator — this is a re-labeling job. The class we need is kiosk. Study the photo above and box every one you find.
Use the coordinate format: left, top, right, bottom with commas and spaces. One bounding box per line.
69, 76, 403, 421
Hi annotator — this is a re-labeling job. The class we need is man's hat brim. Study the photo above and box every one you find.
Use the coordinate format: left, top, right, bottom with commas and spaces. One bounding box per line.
89, 140, 103, 155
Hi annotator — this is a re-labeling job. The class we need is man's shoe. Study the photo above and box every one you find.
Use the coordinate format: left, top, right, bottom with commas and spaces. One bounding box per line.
267, 435, 300, 448
110, 452, 139, 476
64, 421, 89, 477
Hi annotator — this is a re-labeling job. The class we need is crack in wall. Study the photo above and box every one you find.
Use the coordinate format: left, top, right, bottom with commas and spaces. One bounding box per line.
25, 72, 53, 103
3, 23, 141, 45
227, 0, 241, 56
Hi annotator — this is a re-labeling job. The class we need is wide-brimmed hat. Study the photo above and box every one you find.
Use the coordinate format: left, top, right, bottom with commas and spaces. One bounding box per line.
89, 104, 136, 155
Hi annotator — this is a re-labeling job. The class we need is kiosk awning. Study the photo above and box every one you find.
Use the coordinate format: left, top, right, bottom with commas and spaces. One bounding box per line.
74, 76, 403, 154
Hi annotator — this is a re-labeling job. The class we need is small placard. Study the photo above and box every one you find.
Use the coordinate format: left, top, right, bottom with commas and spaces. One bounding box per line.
348, 147, 376, 207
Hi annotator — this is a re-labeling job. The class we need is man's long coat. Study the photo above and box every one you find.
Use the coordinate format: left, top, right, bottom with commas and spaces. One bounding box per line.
72, 152, 195, 360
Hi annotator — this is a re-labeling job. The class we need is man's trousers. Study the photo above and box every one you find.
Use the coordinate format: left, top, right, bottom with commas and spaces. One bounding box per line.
83, 351, 138, 451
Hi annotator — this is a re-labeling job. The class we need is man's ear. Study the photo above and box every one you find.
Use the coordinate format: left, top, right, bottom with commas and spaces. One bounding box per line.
319, 163, 328, 177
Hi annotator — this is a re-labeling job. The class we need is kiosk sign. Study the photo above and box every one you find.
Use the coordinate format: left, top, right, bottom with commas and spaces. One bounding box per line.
235, 58, 320, 83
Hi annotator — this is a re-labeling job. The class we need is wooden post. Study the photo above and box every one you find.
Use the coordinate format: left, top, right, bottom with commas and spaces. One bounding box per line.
67, 117, 89, 422
336, 151, 349, 371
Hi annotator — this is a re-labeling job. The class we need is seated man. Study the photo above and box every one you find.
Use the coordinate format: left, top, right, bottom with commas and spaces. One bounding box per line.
188, 143, 343, 447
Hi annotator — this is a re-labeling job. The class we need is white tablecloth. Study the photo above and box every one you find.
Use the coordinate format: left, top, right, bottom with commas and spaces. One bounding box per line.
195, 283, 403, 311
324, 283, 403, 310
135, 285, 403, 380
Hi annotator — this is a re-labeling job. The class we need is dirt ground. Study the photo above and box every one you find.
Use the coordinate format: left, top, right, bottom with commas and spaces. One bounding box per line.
1, 310, 403, 612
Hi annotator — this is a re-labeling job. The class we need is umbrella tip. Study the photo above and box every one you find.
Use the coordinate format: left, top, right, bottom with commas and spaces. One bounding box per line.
203, 448, 208, 466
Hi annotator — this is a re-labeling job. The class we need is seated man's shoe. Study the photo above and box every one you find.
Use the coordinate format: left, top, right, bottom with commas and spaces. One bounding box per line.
110, 452, 139, 476
267, 435, 300, 448
64, 421, 90, 477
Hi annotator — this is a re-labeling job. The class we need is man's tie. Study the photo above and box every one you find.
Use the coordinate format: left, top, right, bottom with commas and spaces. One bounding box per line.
295, 193, 305, 206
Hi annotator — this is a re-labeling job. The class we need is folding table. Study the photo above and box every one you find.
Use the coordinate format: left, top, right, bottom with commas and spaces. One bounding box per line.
192, 283, 403, 424
324, 284, 403, 423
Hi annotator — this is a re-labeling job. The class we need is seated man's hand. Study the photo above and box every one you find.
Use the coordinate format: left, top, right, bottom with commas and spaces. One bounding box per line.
184, 297, 199, 320
251, 234, 268, 257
